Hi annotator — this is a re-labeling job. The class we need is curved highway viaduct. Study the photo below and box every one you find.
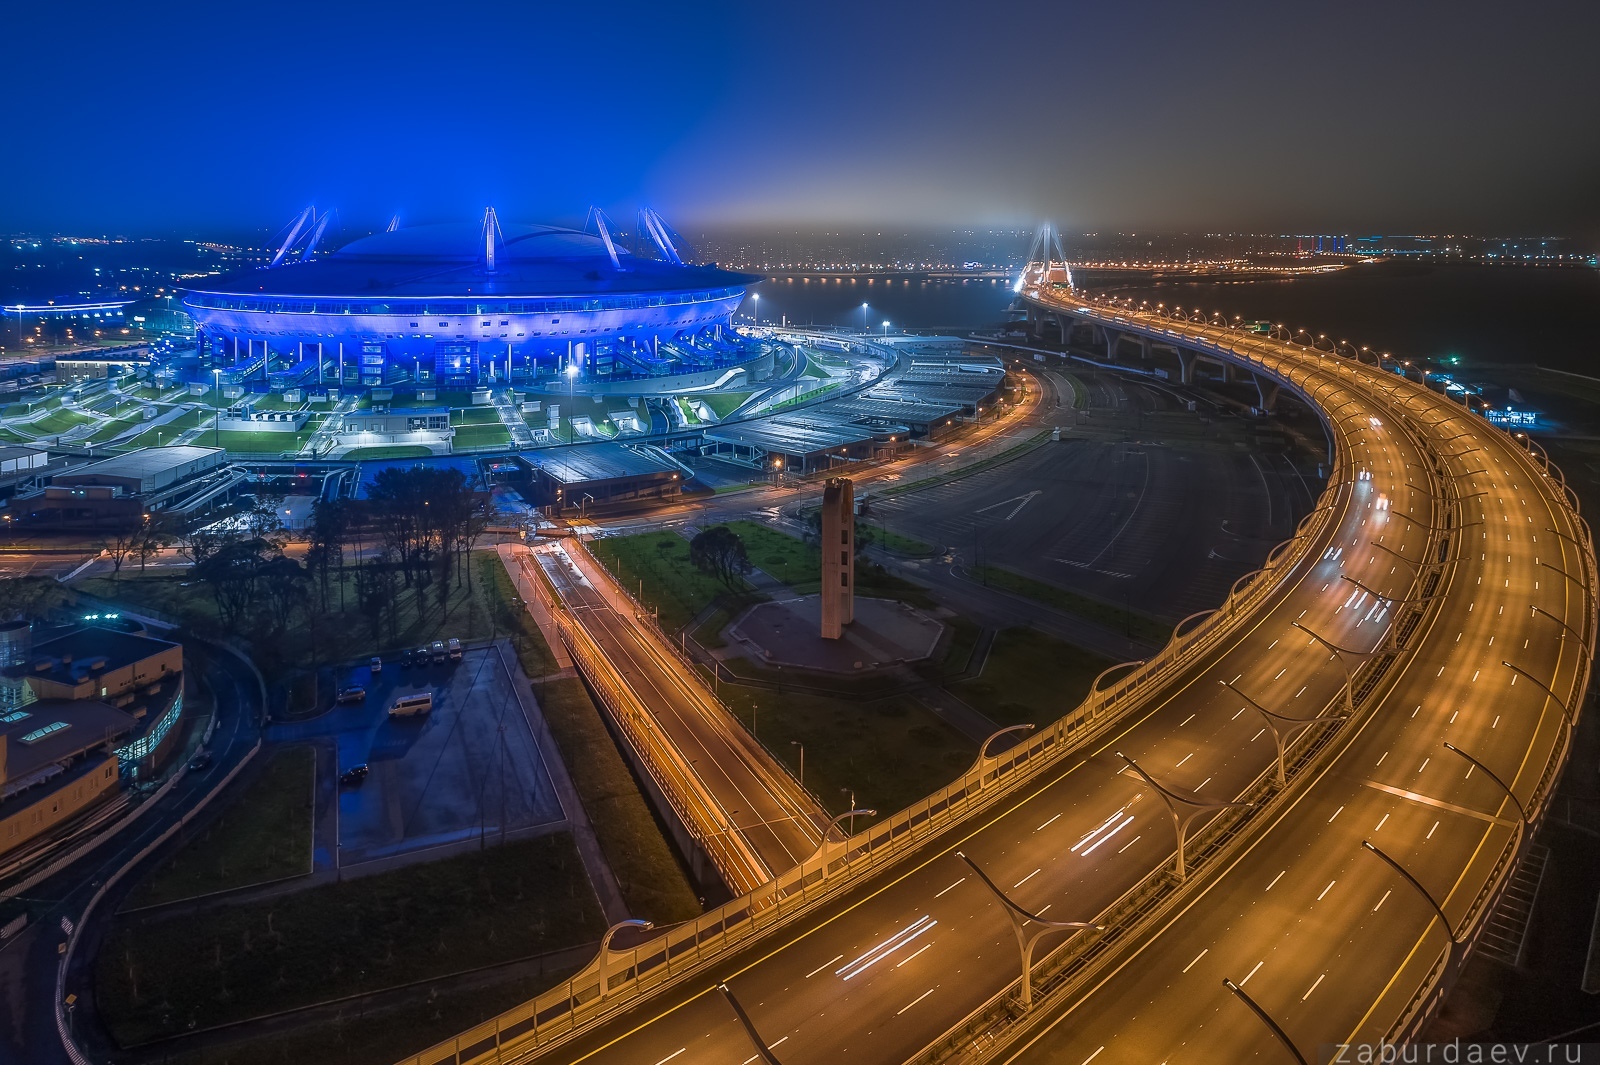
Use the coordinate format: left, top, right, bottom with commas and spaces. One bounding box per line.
390, 271, 1593, 1065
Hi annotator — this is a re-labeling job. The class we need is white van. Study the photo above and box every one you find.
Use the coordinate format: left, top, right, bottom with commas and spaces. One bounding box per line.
387, 692, 434, 718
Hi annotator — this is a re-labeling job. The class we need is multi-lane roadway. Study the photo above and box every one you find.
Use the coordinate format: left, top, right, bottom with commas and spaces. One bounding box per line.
408, 289, 1588, 1065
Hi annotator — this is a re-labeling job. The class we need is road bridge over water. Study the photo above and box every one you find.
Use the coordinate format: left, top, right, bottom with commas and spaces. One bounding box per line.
394, 268, 1593, 1065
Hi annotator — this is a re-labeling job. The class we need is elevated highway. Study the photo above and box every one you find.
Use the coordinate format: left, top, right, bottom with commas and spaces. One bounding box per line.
398, 276, 1592, 1065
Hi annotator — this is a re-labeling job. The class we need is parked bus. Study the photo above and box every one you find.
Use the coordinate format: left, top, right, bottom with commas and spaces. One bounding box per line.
388, 691, 434, 718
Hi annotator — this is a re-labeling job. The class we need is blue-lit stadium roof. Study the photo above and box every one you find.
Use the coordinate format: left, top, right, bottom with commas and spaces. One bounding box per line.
187, 221, 756, 299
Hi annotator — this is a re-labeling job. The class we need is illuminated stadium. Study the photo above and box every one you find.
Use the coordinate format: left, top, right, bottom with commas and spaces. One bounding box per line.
181, 208, 764, 392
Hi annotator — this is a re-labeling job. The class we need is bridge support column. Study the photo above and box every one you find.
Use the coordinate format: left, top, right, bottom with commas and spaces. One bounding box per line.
1138, 336, 1153, 362
1253, 375, 1280, 412
1103, 328, 1122, 362
1176, 349, 1197, 384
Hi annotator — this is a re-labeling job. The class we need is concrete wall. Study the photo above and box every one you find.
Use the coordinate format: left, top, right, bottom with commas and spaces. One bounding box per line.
0, 754, 119, 858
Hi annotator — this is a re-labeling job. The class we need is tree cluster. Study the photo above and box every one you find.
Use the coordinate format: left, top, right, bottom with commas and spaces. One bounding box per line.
688, 525, 751, 588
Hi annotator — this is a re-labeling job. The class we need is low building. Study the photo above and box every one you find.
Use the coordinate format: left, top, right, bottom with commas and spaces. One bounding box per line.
24, 628, 183, 706
215, 406, 311, 433
523, 442, 686, 512
50, 445, 226, 496
0, 698, 137, 857
54, 348, 149, 384
343, 407, 452, 433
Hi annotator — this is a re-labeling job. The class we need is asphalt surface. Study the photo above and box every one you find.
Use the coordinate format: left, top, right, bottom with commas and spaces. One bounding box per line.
531, 541, 825, 892
0, 639, 262, 1065
453, 303, 1585, 1065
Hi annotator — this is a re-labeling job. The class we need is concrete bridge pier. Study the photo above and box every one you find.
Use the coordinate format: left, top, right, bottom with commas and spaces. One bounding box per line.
1253, 375, 1280, 412
1138, 336, 1153, 362
1176, 348, 1197, 384
1103, 327, 1122, 362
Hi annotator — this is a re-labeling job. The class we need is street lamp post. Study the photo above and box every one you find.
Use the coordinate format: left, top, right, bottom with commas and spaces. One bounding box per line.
1291, 622, 1373, 713
1222, 978, 1309, 1065
958, 852, 1103, 1011
751, 292, 760, 326
1360, 840, 1459, 945
1117, 752, 1252, 881
716, 983, 784, 1065
1440, 741, 1527, 824
1220, 680, 1346, 786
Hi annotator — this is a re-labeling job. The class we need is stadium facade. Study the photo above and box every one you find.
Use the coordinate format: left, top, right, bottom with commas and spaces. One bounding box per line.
181, 210, 762, 391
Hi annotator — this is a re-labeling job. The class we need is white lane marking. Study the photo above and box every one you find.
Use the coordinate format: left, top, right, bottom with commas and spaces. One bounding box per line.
1318, 880, 1336, 901
1377, 751, 1388, 766
807, 954, 844, 978
1427, 820, 1439, 840
1267, 869, 1286, 891
1251, 728, 1266, 741
897, 987, 935, 1015
935, 878, 965, 899
1118, 834, 1142, 854
654, 1050, 686, 1065
1241, 960, 1264, 986
1418, 757, 1430, 773
897, 942, 934, 968
1375, 813, 1390, 831
1081, 1048, 1105, 1065
1375, 889, 1392, 912
1303, 973, 1327, 1000
1329, 805, 1344, 823
1183, 948, 1208, 973
1015, 868, 1041, 888
1176, 752, 1193, 767
1037, 813, 1062, 832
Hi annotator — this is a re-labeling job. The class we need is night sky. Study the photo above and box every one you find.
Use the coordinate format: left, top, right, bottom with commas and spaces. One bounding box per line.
3, 0, 1596, 237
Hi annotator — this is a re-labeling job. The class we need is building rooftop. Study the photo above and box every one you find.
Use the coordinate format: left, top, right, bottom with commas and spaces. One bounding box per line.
526, 442, 683, 485
51, 445, 223, 487
24, 627, 181, 689
0, 698, 135, 790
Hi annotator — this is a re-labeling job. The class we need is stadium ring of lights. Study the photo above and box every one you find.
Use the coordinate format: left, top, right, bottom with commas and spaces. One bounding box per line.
180, 209, 764, 394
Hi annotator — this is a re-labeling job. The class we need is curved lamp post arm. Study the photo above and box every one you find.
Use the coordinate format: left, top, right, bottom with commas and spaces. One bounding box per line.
1223, 978, 1309, 1065
1441, 741, 1527, 824
1361, 840, 1458, 942
716, 983, 783, 1065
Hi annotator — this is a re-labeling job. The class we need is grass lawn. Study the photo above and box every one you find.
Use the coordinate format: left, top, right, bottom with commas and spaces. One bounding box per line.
209, 429, 315, 453
95, 833, 605, 1047
527, 675, 700, 923
452, 423, 512, 450
153, 966, 584, 1065
871, 526, 937, 557
724, 520, 938, 608
970, 564, 1171, 645
87, 414, 144, 443
118, 409, 206, 451
30, 408, 94, 435
342, 445, 434, 460
125, 746, 314, 908
452, 406, 503, 424
719, 684, 975, 821
951, 626, 1116, 728
588, 530, 754, 634
699, 390, 753, 419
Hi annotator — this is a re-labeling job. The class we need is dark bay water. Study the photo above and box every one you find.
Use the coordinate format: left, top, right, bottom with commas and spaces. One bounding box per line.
749, 262, 1600, 378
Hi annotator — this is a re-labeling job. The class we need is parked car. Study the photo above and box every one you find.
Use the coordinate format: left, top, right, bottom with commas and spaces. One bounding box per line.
400, 649, 415, 667
369, 655, 383, 673
447, 637, 462, 661
187, 751, 212, 771
429, 640, 447, 664
340, 764, 370, 786
415, 646, 432, 665
336, 686, 367, 704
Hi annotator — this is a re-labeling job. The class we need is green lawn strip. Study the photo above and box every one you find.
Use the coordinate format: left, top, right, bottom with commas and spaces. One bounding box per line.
209, 430, 314, 453
870, 526, 937, 557
451, 406, 503, 424
950, 626, 1116, 729
452, 423, 512, 449
923, 614, 983, 678
95, 833, 605, 1047
118, 409, 207, 450
700, 391, 753, 419
341, 445, 434, 460
718, 683, 975, 822
153, 966, 584, 1065
528, 676, 700, 923
87, 414, 144, 443
969, 564, 1171, 645
588, 530, 755, 634
125, 746, 314, 908
30, 408, 94, 435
